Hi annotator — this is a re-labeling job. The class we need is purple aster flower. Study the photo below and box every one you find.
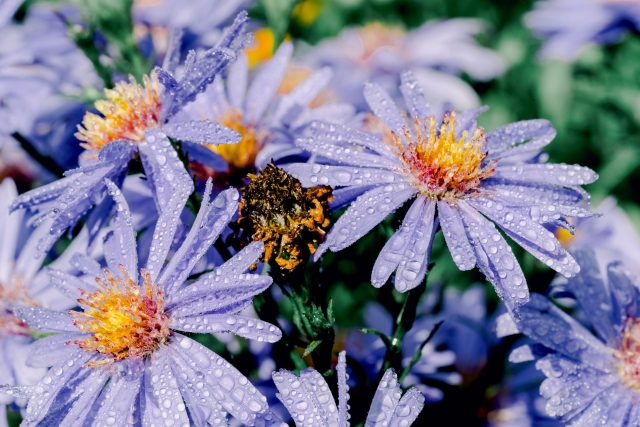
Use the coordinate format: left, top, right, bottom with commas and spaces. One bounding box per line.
0, 178, 98, 422
178, 41, 356, 189
267, 350, 424, 427
301, 19, 505, 111
525, 0, 640, 60
286, 71, 597, 317
9, 12, 252, 255
497, 248, 640, 426
1, 178, 281, 426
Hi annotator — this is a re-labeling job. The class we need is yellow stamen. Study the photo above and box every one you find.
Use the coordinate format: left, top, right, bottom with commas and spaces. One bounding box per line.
387, 112, 495, 200
208, 108, 267, 172
69, 266, 170, 366
76, 73, 162, 152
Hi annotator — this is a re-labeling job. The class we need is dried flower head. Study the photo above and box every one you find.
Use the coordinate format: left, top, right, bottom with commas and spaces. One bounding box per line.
229, 163, 332, 272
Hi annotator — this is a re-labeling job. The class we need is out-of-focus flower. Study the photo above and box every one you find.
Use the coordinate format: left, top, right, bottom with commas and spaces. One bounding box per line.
181, 41, 356, 190
525, 0, 640, 60
228, 163, 332, 272
133, 0, 247, 54
1, 180, 281, 426
10, 13, 250, 255
553, 197, 640, 277
268, 350, 425, 427
287, 71, 597, 317
0, 5, 98, 172
302, 19, 505, 111
497, 249, 640, 426
0, 178, 93, 423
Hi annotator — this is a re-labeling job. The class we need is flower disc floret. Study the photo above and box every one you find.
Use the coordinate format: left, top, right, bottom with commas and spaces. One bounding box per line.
76, 73, 162, 152
614, 317, 640, 389
389, 111, 496, 200
69, 266, 170, 366
209, 107, 267, 172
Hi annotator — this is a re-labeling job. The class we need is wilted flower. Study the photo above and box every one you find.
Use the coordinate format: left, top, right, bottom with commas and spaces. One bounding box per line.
525, 0, 640, 60
1, 179, 281, 426
302, 19, 505, 111
229, 163, 332, 272
497, 249, 640, 426
270, 351, 425, 426
9, 12, 251, 254
287, 71, 597, 317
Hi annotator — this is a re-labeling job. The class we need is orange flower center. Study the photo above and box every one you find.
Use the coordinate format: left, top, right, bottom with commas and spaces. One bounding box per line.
387, 112, 496, 200
69, 266, 170, 366
208, 108, 267, 172
76, 73, 162, 152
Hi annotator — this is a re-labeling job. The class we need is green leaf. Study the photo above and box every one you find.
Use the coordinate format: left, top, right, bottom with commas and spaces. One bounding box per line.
259, 0, 298, 46
302, 339, 323, 357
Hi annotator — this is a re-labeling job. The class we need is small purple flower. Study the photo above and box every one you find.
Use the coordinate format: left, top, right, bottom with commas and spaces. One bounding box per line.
497, 248, 640, 426
267, 351, 425, 427
1, 178, 281, 426
302, 19, 505, 111
525, 0, 640, 60
9, 12, 251, 255
286, 71, 597, 317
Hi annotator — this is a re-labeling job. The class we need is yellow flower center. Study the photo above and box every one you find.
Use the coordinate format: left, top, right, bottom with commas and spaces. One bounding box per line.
208, 108, 267, 172
245, 28, 276, 69
69, 266, 170, 366
555, 223, 577, 248
76, 73, 162, 152
615, 317, 640, 389
292, 0, 323, 27
0, 281, 34, 337
387, 112, 496, 200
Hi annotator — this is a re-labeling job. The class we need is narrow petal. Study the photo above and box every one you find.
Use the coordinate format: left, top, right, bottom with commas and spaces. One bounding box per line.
436, 201, 476, 271
608, 261, 640, 325
90, 374, 141, 427
143, 350, 191, 427
519, 294, 614, 372
495, 313, 519, 338
300, 368, 340, 425
69, 253, 103, 279
216, 241, 265, 277
285, 163, 404, 188
139, 128, 194, 281
365, 369, 401, 427
244, 42, 293, 125
395, 198, 437, 292
471, 197, 580, 278
296, 135, 399, 169
455, 106, 488, 139
104, 179, 138, 280
227, 52, 249, 109
9, 175, 73, 212
337, 351, 349, 426
399, 70, 433, 122
169, 335, 268, 424
15, 306, 77, 332
171, 314, 281, 343
162, 29, 183, 74
388, 388, 425, 426
46, 268, 98, 301
272, 369, 328, 425
316, 184, 416, 259
565, 249, 619, 347
482, 180, 587, 206
364, 82, 407, 135
158, 185, 239, 295
23, 350, 92, 424
26, 332, 87, 368
457, 201, 529, 317
59, 369, 111, 427
164, 119, 241, 146
307, 120, 392, 157
330, 185, 376, 211
168, 275, 272, 317
486, 119, 555, 154
492, 163, 598, 187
